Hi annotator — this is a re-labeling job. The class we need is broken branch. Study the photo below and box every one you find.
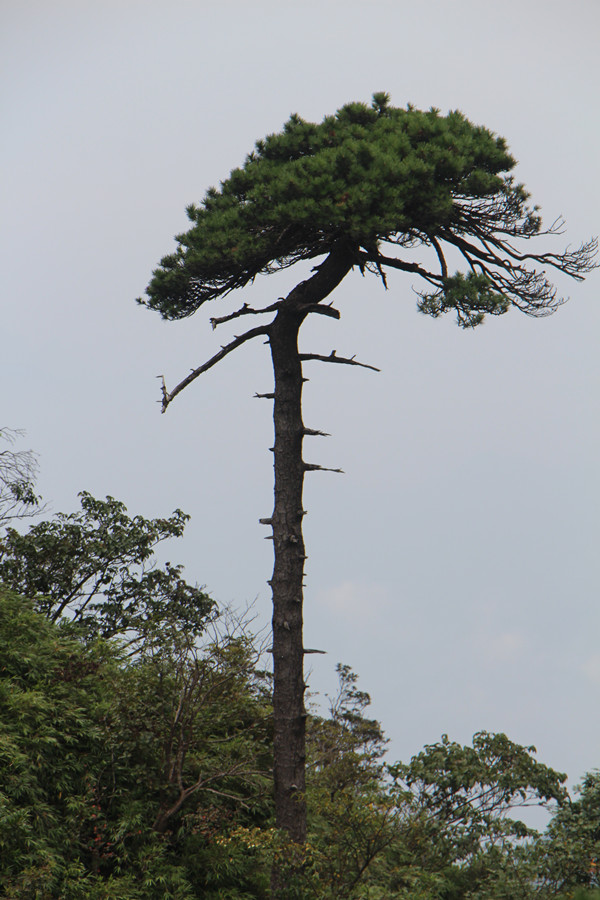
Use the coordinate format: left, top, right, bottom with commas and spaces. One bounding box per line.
302, 303, 341, 319
299, 350, 380, 372
303, 463, 344, 474
210, 300, 282, 329
356, 249, 441, 284
303, 428, 331, 437
160, 325, 270, 412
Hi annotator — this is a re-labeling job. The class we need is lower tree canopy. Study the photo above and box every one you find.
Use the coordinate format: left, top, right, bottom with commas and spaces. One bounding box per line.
140, 92, 596, 328
2, 589, 597, 899
0, 492, 214, 648
0, 428, 41, 526
0, 587, 272, 899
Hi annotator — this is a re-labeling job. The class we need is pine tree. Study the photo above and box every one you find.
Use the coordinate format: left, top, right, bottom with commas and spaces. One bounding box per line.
139, 93, 596, 868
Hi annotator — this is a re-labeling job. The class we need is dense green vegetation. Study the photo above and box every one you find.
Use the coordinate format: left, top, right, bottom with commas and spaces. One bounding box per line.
1, 495, 599, 898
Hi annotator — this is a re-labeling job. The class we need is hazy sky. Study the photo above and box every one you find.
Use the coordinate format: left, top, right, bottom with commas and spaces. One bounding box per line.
3, 0, 599, 793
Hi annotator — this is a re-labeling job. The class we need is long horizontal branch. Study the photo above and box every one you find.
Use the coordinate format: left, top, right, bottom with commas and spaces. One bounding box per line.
442, 224, 597, 280
299, 350, 380, 372
158, 324, 270, 412
357, 249, 441, 284
210, 300, 282, 329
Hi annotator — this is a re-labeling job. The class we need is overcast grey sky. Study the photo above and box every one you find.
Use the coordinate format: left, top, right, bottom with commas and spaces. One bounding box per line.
3, 0, 599, 790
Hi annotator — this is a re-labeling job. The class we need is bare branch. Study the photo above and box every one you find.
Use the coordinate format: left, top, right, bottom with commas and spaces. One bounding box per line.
357, 250, 442, 285
442, 227, 597, 282
430, 235, 448, 279
302, 303, 341, 319
0, 428, 43, 525
303, 428, 330, 437
160, 325, 270, 412
501, 237, 598, 279
299, 350, 380, 372
200, 786, 252, 807
210, 300, 282, 329
303, 463, 344, 474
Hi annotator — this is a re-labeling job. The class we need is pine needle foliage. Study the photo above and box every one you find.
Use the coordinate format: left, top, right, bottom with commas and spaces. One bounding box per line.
140, 93, 595, 328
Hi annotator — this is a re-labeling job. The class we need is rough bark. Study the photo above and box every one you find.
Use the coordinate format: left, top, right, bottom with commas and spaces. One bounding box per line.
268, 246, 355, 853
269, 306, 308, 842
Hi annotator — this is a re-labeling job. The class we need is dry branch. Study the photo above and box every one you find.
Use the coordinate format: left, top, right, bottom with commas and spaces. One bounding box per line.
303, 463, 344, 474
299, 350, 380, 372
210, 300, 282, 329
159, 325, 270, 412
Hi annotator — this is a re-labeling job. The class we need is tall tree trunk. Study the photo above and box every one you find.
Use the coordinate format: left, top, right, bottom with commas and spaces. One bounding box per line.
268, 246, 355, 859
269, 306, 308, 843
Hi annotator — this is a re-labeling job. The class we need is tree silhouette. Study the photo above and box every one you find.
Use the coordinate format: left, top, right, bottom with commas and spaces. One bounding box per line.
139, 93, 596, 857
0, 428, 42, 526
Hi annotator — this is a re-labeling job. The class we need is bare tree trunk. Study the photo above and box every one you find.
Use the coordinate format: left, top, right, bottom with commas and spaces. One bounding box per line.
270, 306, 308, 843
267, 247, 356, 865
